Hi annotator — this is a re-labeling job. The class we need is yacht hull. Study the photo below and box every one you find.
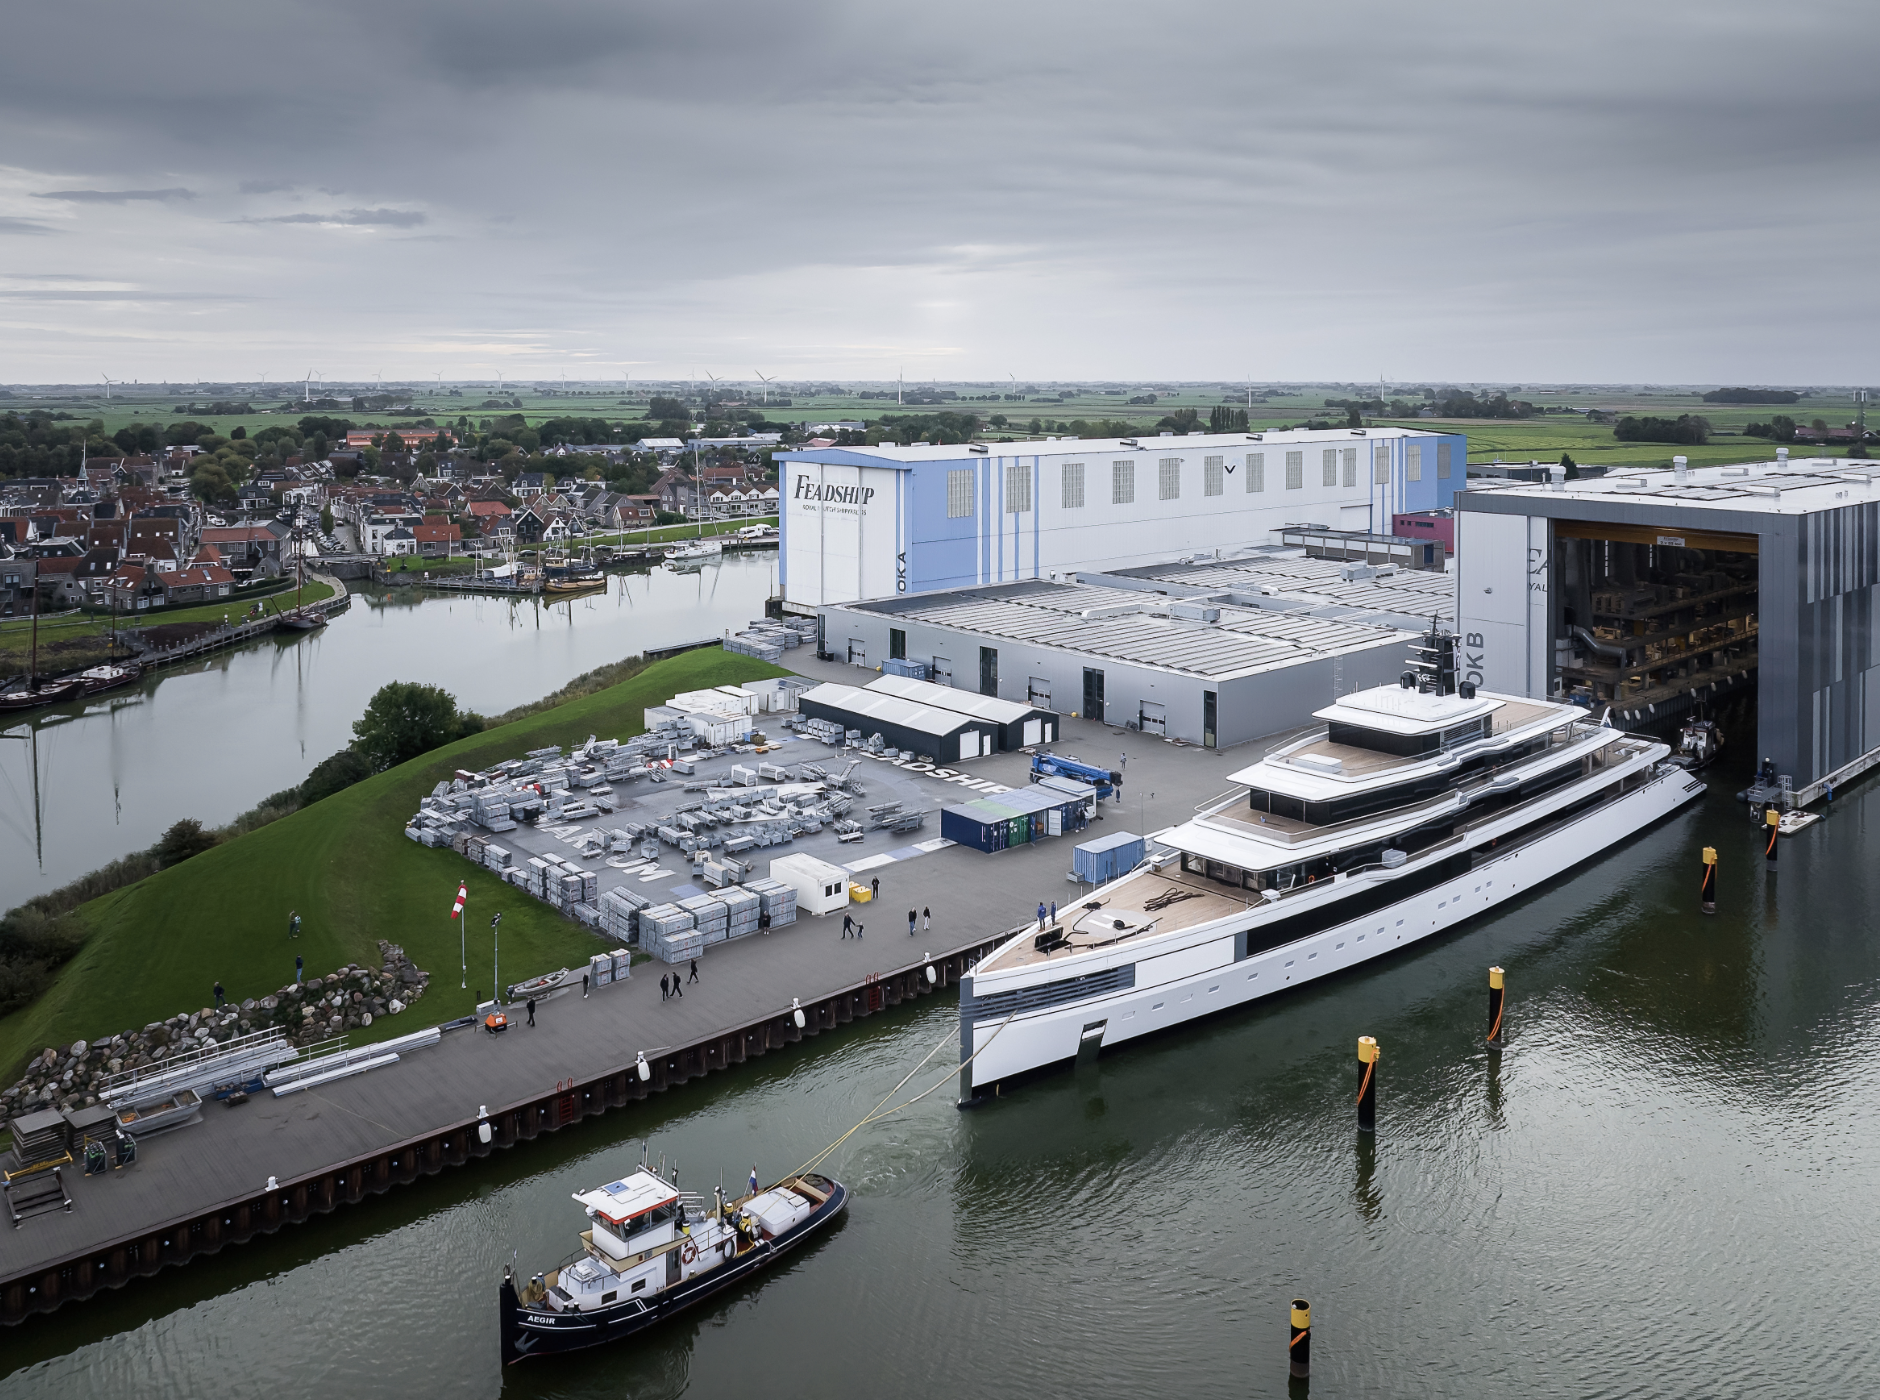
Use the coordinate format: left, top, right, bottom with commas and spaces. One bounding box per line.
959, 761, 1704, 1100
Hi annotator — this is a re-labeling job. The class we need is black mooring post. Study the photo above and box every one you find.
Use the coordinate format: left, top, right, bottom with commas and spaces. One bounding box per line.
1765, 806, 1779, 868
1701, 846, 1717, 914
1289, 1298, 1312, 1379
1486, 967, 1506, 1050
1356, 1036, 1379, 1134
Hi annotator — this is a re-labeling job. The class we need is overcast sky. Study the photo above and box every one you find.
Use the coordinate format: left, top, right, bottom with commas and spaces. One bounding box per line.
1, 0, 1874, 387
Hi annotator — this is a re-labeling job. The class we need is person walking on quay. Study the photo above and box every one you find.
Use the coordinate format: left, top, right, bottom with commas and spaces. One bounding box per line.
213, 980, 226, 1009
660, 973, 670, 1000
841, 912, 855, 939
923, 907, 931, 933
295, 954, 303, 985
582, 972, 590, 998
288, 910, 301, 939
671, 970, 682, 998
908, 908, 917, 937
871, 875, 880, 901
526, 997, 537, 1027
688, 958, 700, 984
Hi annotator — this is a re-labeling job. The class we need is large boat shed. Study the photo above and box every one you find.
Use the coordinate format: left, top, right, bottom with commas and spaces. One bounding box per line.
864, 673, 1059, 750
796, 682, 999, 762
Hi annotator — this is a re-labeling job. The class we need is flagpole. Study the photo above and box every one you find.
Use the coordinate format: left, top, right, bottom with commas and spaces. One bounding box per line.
492, 912, 503, 1005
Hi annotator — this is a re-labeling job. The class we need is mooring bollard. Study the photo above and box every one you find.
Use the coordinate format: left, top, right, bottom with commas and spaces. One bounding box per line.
1765, 806, 1779, 867
1486, 967, 1506, 1049
1701, 846, 1717, 914
1356, 1036, 1379, 1134
1289, 1298, 1312, 1379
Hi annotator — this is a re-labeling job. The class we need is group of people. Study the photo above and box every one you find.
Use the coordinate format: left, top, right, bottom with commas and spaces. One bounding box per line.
661, 962, 699, 1000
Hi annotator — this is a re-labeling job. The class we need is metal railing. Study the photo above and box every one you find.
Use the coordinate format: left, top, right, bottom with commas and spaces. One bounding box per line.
97, 1026, 301, 1107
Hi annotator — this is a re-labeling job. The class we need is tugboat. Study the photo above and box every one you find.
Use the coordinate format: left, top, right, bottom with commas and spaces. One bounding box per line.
1669, 717, 1725, 771
499, 1164, 847, 1363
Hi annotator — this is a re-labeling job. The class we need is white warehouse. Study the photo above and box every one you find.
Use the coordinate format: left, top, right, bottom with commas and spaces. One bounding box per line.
777, 426, 1467, 613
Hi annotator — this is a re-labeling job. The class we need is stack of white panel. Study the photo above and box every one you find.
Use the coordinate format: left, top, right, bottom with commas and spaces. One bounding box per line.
680, 894, 728, 945
748, 878, 798, 927
714, 886, 762, 940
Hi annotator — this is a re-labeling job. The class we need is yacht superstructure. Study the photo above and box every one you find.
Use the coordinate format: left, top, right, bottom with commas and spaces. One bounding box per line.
958, 627, 1704, 1102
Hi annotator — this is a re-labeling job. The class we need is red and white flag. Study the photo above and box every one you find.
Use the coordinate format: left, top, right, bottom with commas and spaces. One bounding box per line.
451, 882, 467, 919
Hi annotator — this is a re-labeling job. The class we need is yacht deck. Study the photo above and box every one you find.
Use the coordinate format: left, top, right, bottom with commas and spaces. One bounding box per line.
976, 866, 1249, 973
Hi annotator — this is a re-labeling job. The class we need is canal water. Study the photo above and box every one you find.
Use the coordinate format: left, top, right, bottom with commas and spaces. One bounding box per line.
0, 558, 776, 908
3, 741, 1876, 1398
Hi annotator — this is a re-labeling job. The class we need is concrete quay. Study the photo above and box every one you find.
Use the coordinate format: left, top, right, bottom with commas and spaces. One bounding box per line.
0, 661, 1248, 1326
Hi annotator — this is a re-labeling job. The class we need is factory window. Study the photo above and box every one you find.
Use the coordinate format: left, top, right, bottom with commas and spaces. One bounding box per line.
1437, 442, 1452, 478
1285, 451, 1303, 490
1158, 458, 1181, 500
889, 629, 906, 661
1204, 455, 1224, 496
1005, 461, 1031, 513
1322, 449, 1338, 487
947, 470, 974, 519
1112, 460, 1135, 505
1373, 442, 1391, 483
1342, 448, 1357, 488
1407, 443, 1423, 481
1246, 452, 1265, 492
1061, 461, 1085, 509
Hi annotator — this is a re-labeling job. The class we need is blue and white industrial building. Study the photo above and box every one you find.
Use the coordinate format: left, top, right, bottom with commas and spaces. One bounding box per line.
776, 426, 1467, 614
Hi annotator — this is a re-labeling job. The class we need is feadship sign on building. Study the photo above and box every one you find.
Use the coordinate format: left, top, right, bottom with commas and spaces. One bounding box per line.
777, 427, 1465, 613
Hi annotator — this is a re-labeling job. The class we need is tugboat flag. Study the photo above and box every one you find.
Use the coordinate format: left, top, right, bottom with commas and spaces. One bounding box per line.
451, 883, 467, 919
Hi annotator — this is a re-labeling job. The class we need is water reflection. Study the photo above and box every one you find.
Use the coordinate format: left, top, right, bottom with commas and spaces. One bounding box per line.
0, 560, 772, 905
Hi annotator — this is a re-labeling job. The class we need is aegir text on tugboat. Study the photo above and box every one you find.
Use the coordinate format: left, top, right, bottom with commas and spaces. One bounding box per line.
958, 625, 1705, 1103
499, 1164, 847, 1363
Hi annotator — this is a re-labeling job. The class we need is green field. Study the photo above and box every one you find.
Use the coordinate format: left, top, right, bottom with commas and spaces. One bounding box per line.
0, 647, 789, 1081
10, 383, 1863, 475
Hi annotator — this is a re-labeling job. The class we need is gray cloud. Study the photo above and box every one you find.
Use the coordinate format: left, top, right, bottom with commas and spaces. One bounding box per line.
0, 218, 57, 235
33, 188, 195, 203
0, 0, 1875, 381
240, 208, 425, 228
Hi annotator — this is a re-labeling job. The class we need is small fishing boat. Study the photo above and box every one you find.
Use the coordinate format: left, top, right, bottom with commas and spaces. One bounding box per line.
499, 1164, 847, 1363
0, 678, 84, 712
276, 610, 327, 632
664, 538, 723, 566
507, 967, 574, 999
1669, 717, 1724, 771
75, 662, 143, 696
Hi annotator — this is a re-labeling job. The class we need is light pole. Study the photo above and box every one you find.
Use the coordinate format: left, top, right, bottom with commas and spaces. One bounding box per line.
491, 912, 503, 1004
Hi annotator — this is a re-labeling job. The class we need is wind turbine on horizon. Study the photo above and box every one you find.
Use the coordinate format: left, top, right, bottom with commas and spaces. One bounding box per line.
755, 370, 774, 404
100, 372, 116, 400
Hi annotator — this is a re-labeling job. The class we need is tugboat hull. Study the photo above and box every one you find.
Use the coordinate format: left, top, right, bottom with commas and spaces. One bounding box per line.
499, 1176, 848, 1364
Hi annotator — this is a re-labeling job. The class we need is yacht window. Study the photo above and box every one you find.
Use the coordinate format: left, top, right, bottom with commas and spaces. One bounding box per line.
632, 1279, 647, 1293
602, 1291, 617, 1305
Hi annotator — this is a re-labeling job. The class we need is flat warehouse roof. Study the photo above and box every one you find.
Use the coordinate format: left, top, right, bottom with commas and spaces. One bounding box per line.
1460, 457, 1880, 519
778, 425, 1451, 469
846, 580, 1413, 682
1104, 550, 1455, 625
864, 673, 1048, 723
797, 682, 980, 739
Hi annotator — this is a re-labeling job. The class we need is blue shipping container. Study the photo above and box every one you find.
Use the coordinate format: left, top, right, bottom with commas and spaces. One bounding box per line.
1073, 830, 1145, 885
881, 657, 930, 680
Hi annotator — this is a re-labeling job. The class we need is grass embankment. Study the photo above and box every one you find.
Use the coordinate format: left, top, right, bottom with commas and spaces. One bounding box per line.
0, 580, 337, 674
0, 647, 789, 1080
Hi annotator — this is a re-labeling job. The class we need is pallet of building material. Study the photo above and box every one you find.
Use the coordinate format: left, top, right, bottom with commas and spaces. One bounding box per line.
485, 844, 512, 869
589, 952, 615, 987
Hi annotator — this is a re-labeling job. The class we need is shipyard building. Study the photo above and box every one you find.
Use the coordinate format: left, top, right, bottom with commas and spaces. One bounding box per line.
777, 426, 1465, 613
819, 549, 1455, 748
1456, 452, 1880, 802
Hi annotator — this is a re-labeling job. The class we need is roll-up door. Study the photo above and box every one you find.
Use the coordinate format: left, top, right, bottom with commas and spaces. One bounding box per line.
1138, 701, 1166, 736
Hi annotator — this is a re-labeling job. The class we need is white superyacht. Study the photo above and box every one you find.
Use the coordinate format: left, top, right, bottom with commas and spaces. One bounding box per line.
958, 626, 1704, 1102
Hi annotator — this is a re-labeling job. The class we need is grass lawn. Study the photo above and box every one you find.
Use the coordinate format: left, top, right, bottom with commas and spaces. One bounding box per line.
0, 580, 337, 674
0, 647, 789, 1081
380, 555, 478, 575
